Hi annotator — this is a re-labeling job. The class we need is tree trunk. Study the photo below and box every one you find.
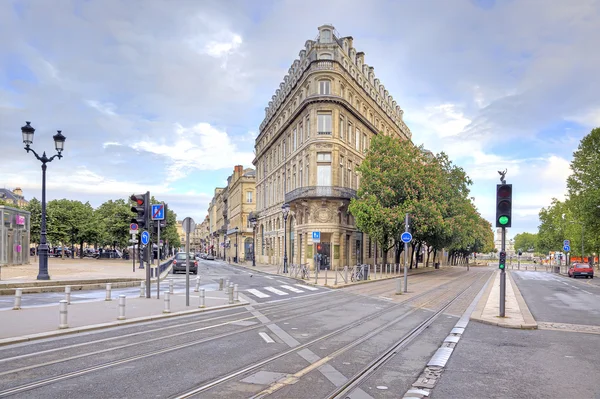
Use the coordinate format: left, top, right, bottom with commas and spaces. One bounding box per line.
415, 242, 422, 269
433, 248, 438, 266
426, 247, 431, 267
80, 240, 84, 258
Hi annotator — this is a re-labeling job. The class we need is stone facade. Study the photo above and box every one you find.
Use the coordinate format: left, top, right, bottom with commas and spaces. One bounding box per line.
253, 25, 412, 271
0, 188, 29, 208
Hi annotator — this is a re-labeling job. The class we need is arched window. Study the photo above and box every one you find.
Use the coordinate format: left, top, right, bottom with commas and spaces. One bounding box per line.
319, 53, 333, 60
319, 80, 331, 95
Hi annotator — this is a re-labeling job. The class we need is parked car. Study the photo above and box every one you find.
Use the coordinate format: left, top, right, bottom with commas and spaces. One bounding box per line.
206, 254, 215, 260
172, 252, 198, 274
568, 263, 594, 279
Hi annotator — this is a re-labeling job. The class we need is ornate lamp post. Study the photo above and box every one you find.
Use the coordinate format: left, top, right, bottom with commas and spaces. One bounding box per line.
281, 203, 290, 273
249, 213, 257, 267
21, 121, 66, 280
234, 227, 239, 263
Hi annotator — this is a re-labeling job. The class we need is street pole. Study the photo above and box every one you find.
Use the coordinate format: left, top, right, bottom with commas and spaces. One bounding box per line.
38, 163, 50, 280
581, 223, 584, 262
252, 225, 256, 267
145, 242, 151, 298
185, 231, 190, 306
157, 221, 161, 300
403, 213, 409, 293
236, 229, 238, 263
283, 216, 288, 273
500, 227, 506, 317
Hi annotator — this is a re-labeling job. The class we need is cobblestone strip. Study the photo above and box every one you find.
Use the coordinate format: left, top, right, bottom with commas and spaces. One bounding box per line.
402, 272, 495, 399
538, 321, 600, 335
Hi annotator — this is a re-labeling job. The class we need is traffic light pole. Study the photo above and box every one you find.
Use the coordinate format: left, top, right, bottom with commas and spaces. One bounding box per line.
156, 222, 161, 300
403, 213, 409, 294
500, 227, 506, 317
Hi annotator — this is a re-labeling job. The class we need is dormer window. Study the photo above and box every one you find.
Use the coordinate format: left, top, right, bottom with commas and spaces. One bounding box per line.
321, 29, 332, 43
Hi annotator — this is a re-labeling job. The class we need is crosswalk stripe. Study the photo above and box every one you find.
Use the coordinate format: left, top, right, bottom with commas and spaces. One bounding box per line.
247, 289, 270, 298
264, 286, 289, 296
295, 284, 318, 291
264, 276, 275, 280
280, 285, 304, 293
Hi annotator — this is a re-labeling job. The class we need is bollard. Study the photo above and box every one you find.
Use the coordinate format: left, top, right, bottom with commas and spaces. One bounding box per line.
314, 268, 318, 284
225, 279, 230, 290
219, 278, 224, 291
59, 300, 69, 329
234, 284, 239, 302
163, 291, 171, 313
140, 281, 145, 297
65, 285, 71, 305
325, 267, 328, 285
194, 276, 200, 292
105, 283, 112, 301
199, 288, 206, 308
334, 265, 338, 285
13, 288, 22, 310
396, 278, 402, 295
117, 295, 126, 320
169, 279, 174, 295
344, 266, 348, 283
228, 285, 234, 304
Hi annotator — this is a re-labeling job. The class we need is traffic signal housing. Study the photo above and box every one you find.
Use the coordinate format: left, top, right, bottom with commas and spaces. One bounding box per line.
495, 184, 512, 228
130, 192, 150, 229
499, 251, 506, 270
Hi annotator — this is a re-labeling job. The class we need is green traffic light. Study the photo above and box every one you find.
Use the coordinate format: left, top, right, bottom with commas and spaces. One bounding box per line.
499, 263, 505, 269
498, 216, 509, 225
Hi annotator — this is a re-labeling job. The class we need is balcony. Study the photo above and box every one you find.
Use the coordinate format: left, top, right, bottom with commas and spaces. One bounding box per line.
285, 186, 357, 203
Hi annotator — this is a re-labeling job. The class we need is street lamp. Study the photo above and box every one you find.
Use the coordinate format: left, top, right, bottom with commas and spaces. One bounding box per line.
281, 203, 290, 273
234, 227, 239, 263
249, 213, 258, 267
21, 121, 66, 280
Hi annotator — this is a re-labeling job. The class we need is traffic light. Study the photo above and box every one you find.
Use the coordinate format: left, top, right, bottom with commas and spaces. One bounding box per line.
499, 251, 506, 269
495, 184, 512, 228
130, 192, 150, 229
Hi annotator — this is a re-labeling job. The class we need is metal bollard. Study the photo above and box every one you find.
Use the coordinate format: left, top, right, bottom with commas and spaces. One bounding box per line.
117, 295, 126, 320
169, 279, 174, 295
396, 278, 402, 295
194, 276, 200, 292
65, 285, 71, 305
219, 278, 224, 291
163, 291, 171, 313
228, 285, 234, 304
325, 267, 328, 285
199, 288, 206, 308
140, 281, 145, 297
59, 300, 68, 329
234, 284, 239, 302
105, 283, 112, 301
314, 268, 318, 284
334, 265, 338, 285
13, 288, 22, 310
225, 279, 230, 290
344, 266, 348, 283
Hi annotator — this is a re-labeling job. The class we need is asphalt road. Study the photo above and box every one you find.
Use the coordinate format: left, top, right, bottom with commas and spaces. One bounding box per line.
0, 264, 490, 399
0, 259, 316, 309
433, 270, 600, 398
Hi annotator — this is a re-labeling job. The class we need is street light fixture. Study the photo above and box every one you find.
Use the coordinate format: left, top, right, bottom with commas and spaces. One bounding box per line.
21, 121, 67, 280
234, 227, 239, 263
281, 203, 290, 273
249, 213, 258, 267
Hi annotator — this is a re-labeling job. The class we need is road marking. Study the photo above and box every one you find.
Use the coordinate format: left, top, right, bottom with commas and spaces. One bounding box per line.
264, 276, 275, 280
296, 284, 318, 291
280, 285, 304, 293
276, 280, 288, 284
247, 289, 270, 298
259, 332, 275, 343
264, 287, 289, 296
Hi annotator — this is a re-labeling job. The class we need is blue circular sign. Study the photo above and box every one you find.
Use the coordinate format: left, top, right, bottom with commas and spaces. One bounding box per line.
563, 245, 570, 252
401, 232, 412, 243
141, 231, 150, 245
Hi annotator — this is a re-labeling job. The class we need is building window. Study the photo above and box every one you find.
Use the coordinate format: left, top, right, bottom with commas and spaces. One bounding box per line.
340, 155, 345, 186
317, 112, 332, 135
339, 116, 344, 140
348, 161, 353, 189
299, 124, 303, 143
306, 156, 310, 186
355, 128, 360, 151
319, 53, 332, 60
363, 134, 367, 152
246, 191, 253, 203
321, 29, 332, 43
293, 128, 297, 151
317, 152, 332, 186
299, 162, 303, 187
347, 122, 352, 143
319, 80, 331, 95
306, 115, 310, 137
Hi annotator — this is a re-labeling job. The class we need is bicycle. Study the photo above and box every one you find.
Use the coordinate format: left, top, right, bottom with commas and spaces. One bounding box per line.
351, 266, 364, 282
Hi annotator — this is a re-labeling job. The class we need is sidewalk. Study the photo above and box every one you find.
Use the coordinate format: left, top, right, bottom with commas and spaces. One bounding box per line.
0, 287, 248, 345
223, 259, 445, 288
470, 270, 537, 329
0, 258, 171, 295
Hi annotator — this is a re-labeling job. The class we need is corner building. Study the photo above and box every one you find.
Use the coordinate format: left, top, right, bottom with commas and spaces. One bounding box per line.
253, 25, 412, 271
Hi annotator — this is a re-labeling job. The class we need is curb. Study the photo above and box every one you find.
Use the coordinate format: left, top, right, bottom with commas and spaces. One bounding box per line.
470, 270, 538, 330
0, 301, 250, 347
226, 260, 441, 289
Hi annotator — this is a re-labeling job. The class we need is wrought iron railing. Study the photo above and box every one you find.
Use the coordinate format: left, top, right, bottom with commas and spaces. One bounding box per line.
285, 186, 357, 203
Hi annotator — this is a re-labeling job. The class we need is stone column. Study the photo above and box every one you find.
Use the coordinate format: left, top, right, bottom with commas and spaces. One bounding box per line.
332, 231, 341, 270
340, 230, 346, 268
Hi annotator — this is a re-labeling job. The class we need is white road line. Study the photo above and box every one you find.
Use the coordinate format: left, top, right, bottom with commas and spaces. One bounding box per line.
276, 280, 288, 284
264, 286, 289, 296
246, 289, 270, 298
280, 285, 304, 293
263, 276, 275, 280
258, 332, 275, 343
296, 284, 318, 291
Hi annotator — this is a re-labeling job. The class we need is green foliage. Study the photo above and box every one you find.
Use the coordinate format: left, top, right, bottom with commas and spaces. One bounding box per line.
513, 232, 538, 253
25, 198, 42, 244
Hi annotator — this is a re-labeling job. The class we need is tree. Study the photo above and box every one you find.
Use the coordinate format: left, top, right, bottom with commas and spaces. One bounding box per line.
513, 232, 538, 253
95, 199, 132, 248
46, 199, 96, 257
25, 198, 42, 245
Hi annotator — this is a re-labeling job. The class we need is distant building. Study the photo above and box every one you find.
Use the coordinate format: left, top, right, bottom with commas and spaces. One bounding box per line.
494, 228, 515, 255
0, 188, 29, 208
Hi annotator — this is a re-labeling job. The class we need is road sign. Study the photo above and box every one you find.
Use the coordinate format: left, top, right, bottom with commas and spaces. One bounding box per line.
130, 223, 138, 231
563, 239, 570, 246
401, 232, 412, 243
563, 245, 571, 252
141, 231, 150, 245
129, 239, 138, 243
152, 204, 165, 221
130, 229, 139, 235
182, 217, 196, 234
312, 231, 320, 243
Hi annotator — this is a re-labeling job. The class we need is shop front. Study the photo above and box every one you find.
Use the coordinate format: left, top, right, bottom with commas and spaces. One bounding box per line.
0, 206, 31, 266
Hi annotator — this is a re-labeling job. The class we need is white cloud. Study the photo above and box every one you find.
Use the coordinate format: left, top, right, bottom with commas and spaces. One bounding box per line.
203, 34, 243, 58
86, 100, 117, 116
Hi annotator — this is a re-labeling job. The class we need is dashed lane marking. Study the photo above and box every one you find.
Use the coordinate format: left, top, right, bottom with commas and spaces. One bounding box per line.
264, 287, 289, 296
280, 285, 304, 293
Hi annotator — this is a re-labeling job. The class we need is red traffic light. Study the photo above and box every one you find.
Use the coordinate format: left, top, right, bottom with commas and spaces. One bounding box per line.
130, 194, 144, 205
497, 185, 511, 198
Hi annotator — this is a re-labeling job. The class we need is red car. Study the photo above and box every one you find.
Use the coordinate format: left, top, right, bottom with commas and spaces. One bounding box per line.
568, 263, 594, 279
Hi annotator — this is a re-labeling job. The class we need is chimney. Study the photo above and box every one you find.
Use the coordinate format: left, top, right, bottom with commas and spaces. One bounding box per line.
234, 165, 243, 179
13, 188, 23, 197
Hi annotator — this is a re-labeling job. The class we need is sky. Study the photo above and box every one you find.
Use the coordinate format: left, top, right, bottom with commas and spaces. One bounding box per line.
1, 0, 599, 239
